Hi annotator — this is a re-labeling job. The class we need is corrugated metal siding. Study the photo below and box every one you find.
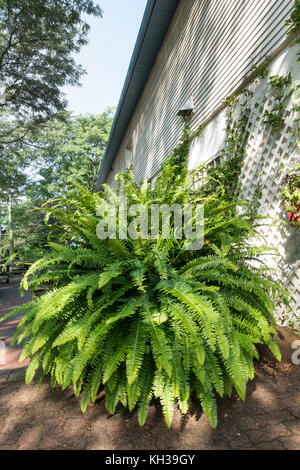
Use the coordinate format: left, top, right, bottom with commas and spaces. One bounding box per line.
107, 0, 294, 184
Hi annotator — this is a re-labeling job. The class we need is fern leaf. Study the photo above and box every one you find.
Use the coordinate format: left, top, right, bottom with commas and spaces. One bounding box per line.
25, 356, 40, 385
160, 382, 175, 428
98, 262, 124, 289
126, 318, 147, 385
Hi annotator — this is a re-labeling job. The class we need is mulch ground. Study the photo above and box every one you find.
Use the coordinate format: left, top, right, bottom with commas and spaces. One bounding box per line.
0, 278, 299, 450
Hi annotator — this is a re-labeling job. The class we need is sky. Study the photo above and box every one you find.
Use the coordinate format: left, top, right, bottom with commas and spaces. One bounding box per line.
63, 0, 148, 116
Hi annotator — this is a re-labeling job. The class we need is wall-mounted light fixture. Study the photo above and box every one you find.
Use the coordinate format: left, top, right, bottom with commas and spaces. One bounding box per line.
177, 96, 194, 117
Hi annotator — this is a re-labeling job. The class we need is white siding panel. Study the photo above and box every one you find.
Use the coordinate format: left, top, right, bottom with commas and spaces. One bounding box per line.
108, 0, 295, 184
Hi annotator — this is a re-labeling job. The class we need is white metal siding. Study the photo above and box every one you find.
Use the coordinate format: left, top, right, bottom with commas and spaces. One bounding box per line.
106, 0, 294, 185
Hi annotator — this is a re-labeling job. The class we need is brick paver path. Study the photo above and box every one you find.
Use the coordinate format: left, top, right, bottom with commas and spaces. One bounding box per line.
0, 279, 299, 450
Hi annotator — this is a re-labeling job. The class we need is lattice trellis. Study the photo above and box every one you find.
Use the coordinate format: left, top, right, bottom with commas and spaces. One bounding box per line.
234, 74, 300, 330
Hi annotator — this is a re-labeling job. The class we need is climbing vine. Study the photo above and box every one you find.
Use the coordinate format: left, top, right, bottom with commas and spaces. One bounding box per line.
252, 57, 271, 78
161, 116, 191, 177
154, 117, 191, 200
192, 91, 252, 205
263, 73, 293, 131
286, 0, 300, 62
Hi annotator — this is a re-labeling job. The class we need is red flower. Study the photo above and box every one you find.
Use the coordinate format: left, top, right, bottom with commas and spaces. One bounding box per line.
288, 211, 299, 222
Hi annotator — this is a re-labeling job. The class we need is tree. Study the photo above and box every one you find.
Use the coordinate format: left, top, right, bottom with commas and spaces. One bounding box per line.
0, 144, 29, 259
0, 0, 103, 144
0, 110, 114, 262
26, 109, 114, 198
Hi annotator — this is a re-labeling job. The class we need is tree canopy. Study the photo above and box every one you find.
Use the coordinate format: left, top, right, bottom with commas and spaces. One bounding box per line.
27, 109, 114, 198
0, 110, 114, 262
0, 0, 110, 263
0, 0, 103, 144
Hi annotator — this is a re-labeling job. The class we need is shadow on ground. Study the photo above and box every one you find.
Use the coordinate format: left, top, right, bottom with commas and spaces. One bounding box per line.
0, 359, 299, 450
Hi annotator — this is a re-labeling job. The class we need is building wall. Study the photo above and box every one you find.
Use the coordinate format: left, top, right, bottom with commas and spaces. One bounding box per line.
105, 1, 299, 329
106, 0, 294, 185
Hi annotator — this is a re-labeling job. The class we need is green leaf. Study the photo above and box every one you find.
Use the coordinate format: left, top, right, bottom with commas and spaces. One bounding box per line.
25, 357, 40, 385
98, 262, 124, 289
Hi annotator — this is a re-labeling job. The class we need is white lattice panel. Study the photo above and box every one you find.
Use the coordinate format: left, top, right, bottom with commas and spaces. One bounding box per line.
234, 52, 300, 330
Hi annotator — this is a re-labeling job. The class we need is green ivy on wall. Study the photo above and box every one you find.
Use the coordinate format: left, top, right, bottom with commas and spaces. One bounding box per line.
263, 73, 293, 131
191, 91, 252, 205
286, 0, 300, 62
252, 58, 271, 78
153, 116, 191, 201
161, 116, 191, 178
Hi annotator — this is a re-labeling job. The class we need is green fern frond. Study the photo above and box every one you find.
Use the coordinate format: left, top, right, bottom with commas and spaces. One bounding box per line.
126, 318, 148, 385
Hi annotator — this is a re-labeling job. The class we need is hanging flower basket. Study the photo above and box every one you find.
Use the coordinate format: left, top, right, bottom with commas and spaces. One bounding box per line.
282, 158, 300, 230
285, 201, 300, 228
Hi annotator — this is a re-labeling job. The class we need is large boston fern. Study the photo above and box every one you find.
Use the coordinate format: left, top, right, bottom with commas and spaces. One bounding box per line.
1, 169, 286, 428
